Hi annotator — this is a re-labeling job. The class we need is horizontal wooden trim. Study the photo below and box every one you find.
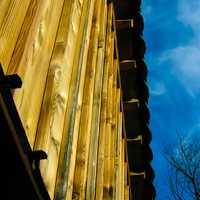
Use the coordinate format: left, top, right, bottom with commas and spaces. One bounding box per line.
119, 60, 136, 70
115, 19, 134, 29
127, 135, 143, 143
123, 99, 140, 110
130, 172, 146, 178
124, 98, 139, 104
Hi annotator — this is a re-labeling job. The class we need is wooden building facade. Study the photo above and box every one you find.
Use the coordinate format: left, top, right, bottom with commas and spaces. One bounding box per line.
0, 0, 155, 199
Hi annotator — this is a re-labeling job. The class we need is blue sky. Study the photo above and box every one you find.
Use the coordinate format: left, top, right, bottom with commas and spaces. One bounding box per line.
142, 1, 200, 199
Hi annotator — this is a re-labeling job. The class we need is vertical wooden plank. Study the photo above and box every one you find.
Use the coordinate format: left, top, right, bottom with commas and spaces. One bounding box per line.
100, 5, 112, 199
33, 0, 84, 198
111, 59, 118, 199
125, 186, 130, 200
0, 0, 11, 30
117, 113, 123, 200
6, 0, 65, 147
114, 91, 121, 200
95, 1, 109, 198
54, 0, 95, 199
103, 5, 114, 198
85, 1, 109, 199
0, 0, 32, 72
121, 139, 125, 200
124, 162, 128, 198
72, 0, 102, 198
7, 0, 41, 77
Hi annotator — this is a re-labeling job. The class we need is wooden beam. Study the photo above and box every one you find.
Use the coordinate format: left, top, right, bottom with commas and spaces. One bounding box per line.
33, 0, 84, 198
102, 5, 115, 199
54, 0, 95, 199
115, 112, 122, 200
119, 60, 137, 71
123, 99, 140, 111
0, 0, 32, 72
85, 2, 110, 199
95, 1, 109, 198
7, 0, 65, 148
127, 135, 143, 143
125, 186, 130, 200
130, 172, 146, 178
115, 19, 134, 29
121, 139, 125, 200
72, 0, 102, 199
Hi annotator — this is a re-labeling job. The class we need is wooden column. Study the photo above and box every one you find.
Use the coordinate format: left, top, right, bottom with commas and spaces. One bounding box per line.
7, 0, 65, 147
33, 0, 84, 198
54, 0, 95, 199
73, 0, 103, 199
0, 1, 134, 199
0, 0, 32, 72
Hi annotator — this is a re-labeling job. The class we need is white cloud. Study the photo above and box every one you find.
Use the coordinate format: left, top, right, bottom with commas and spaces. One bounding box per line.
158, 0, 200, 97
160, 46, 200, 96
150, 81, 166, 96
178, 1, 200, 31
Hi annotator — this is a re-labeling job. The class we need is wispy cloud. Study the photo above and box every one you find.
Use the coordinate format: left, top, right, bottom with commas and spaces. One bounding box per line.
143, 1, 200, 199
157, 1, 200, 97
149, 81, 166, 96
178, 1, 200, 32
160, 46, 200, 96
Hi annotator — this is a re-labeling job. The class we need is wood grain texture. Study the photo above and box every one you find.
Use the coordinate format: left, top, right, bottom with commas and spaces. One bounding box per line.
0, 0, 12, 31
111, 59, 118, 200
72, 0, 102, 199
0, 0, 32, 72
95, 2, 109, 199
116, 112, 123, 200
33, 0, 84, 198
103, 5, 114, 199
0, 0, 132, 199
6, 0, 65, 148
113, 89, 121, 200
85, 2, 107, 199
54, 0, 95, 199
121, 139, 125, 200
125, 186, 130, 200
7, 0, 41, 77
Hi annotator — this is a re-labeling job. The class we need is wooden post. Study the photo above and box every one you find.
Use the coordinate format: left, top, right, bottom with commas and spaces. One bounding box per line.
73, 0, 102, 199
121, 139, 125, 200
95, 1, 109, 198
0, 0, 32, 72
6, 0, 65, 147
0, 1, 135, 199
85, 1, 109, 199
112, 59, 118, 200
33, 0, 84, 198
54, 0, 95, 199
116, 112, 123, 200
125, 186, 130, 200
102, 4, 114, 199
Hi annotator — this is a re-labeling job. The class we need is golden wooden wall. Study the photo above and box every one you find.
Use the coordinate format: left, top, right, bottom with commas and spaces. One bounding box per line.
0, 0, 131, 199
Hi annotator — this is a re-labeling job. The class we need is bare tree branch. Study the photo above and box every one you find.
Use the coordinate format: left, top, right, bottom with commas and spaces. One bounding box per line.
164, 135, 200, 200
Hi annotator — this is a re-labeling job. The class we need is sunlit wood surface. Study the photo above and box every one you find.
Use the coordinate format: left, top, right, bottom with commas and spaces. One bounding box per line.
0, 1, 132, 199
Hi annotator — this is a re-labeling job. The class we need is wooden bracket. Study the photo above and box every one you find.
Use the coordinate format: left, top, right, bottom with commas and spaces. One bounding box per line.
116, 19, 134, 29
120, 60, 137, 71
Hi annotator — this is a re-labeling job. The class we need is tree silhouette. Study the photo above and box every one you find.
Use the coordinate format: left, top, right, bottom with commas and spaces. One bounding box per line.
164, 135, 200, 200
